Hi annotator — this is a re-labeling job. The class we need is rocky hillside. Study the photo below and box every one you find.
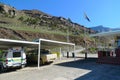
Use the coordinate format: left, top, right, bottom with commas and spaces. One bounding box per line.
0, 3, 95, 46
0, 27, 94, 45
21, 9, 95, 34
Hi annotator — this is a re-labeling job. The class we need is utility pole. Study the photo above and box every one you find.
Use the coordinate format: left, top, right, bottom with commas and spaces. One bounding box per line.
66, 18, 70, 58
67, 29, 69, 43
67, 18, 71, 43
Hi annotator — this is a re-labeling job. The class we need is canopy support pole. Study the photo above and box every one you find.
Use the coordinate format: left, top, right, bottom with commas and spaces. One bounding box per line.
38, 39, 41, 69
60, 47, 62, 60
74, 45, 76, 61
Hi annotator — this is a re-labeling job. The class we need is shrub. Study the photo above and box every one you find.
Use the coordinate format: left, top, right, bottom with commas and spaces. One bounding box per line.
18, 16, 24, 21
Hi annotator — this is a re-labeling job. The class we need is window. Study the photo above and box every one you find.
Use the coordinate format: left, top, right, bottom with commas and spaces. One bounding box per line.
13, 52, 21, 57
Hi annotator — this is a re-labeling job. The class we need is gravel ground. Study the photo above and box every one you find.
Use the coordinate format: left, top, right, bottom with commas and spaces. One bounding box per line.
0, 54, 120, 80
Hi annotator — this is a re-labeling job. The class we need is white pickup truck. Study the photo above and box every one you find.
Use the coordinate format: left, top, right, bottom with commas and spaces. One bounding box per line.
27, 49, 57, 64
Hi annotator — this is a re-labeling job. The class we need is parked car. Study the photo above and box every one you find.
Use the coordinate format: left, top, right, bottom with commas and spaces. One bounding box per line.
27, 49, 57, 65
0, 47, 26, 71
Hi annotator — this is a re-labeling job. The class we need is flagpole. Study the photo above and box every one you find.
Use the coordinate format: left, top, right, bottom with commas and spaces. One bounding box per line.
84, 12, 90, 59
84, 27, 87, 59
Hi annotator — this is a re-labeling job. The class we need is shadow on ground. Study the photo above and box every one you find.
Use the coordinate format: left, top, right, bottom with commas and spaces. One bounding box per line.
0, 67, 20, 74
55, 58, 120, 80
26, 61, 53, 67
0, 62, 52, 74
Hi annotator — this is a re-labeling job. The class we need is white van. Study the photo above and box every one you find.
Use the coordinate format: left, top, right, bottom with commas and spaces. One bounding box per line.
0, 47, 26, 71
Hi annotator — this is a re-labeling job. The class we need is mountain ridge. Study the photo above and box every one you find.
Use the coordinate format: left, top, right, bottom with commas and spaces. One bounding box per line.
91, 25, 120, 32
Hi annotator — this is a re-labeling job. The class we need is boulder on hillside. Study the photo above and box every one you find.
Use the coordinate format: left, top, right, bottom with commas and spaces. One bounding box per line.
0, 3, 16, 16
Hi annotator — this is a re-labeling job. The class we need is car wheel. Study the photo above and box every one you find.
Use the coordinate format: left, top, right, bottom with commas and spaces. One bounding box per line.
0, 64, 7, 73
0, 65, 2, 73
21, 64, 26, 68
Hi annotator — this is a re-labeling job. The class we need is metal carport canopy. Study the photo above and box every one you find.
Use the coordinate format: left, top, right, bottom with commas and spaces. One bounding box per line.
0, 38, 39, 49
39, 38, 75, 48
37, 38, 75, 68
0, 38, 75, 69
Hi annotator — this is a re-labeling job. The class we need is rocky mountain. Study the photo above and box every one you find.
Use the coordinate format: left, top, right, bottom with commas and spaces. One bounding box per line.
0, 3, 95, 45
91, 25, 120, 32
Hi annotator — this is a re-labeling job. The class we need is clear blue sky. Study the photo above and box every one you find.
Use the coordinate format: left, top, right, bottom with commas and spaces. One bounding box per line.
1, 0, 120, 28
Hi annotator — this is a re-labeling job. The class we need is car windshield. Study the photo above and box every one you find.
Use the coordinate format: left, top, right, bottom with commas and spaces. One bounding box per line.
41, 49, 50, 54
28, 49, 50, 55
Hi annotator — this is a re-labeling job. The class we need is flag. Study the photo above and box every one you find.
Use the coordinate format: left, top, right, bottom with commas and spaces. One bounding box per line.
84, 12, 91, 22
